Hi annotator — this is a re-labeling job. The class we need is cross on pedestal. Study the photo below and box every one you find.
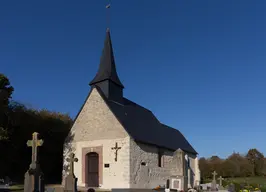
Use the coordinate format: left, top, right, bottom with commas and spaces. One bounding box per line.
212, 171, 217, 181
24, 132, 45, 192
218, 176, 224, 186
111, 142, 121, 162
66, 153, 78, 176
27, 132, 44, 169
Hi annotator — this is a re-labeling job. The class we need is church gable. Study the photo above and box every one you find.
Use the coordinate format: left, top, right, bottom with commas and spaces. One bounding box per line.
70, 88, 128, 142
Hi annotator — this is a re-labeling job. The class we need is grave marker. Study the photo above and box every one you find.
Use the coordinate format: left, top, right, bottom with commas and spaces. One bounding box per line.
24, 132, 45, 192
211, 171, 217, 191
64, 153, 78, 192
67, 153, 78, 176
218, 176, 224, 189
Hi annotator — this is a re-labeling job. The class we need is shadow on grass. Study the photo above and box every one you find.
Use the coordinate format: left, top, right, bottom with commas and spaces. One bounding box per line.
0, 184, 23, 192
0, 190, 23, 192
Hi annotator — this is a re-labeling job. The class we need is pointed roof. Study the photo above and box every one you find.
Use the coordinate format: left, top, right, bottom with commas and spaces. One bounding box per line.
89, 28, 124, 88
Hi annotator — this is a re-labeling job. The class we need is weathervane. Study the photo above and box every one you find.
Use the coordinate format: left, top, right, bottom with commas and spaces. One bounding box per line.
106, 1, 111, 29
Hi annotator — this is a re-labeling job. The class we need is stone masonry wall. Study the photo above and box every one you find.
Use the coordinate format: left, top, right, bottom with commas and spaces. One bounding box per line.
69, 88, 128, 141
129, 139, 179, 188
129, 139, 199, 189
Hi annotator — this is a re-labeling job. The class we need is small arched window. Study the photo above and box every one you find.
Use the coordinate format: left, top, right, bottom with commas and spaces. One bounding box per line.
158, 148, 164, 167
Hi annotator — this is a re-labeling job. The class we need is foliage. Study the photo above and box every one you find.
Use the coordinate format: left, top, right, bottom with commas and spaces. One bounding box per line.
0, 73, 14, 103
246, 149, 264, 176
233, 182, 241, 192
0, 74, 14, 138
261, 186, 266, 192
199, 157, 211, 179
199, 150, 265, 179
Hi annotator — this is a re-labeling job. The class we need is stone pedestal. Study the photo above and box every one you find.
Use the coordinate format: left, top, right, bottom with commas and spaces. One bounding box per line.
218, 185, 225, 190
169, 175, 187, 191
210, 180, 217, 191
24, 164, 44, 192
64, 174, 78, 192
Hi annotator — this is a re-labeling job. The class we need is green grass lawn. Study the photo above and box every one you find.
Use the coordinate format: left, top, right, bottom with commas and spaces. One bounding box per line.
204, 176, 266, 185
8, 184, 62, 192
204, 176, 266, 192
9, 185, 24, 190
226, 177, 266, 186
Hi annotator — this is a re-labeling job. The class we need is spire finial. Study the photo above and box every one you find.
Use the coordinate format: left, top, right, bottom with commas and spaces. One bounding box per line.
106, 1, 111, 29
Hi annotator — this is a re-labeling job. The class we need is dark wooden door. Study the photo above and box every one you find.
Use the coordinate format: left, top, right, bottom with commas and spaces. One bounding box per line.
87, 152, 99, 187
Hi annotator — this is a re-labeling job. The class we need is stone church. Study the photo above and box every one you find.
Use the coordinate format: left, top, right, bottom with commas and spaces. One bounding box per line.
62, 28, 200, 190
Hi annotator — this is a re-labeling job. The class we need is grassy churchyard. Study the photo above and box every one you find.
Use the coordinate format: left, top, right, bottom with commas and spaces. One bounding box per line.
226, 177, 266, 192
202, 176, 266, 192
3, 184, 111, 192
227, 177, 266, 185
1, 184, 62, 192
4, 177, 266, 192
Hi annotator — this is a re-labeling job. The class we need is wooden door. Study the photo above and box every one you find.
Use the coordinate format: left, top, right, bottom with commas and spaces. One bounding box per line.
86, 152, 99, 187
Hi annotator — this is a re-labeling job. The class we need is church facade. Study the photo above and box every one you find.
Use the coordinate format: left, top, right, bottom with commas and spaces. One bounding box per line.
62, 28, 200, 190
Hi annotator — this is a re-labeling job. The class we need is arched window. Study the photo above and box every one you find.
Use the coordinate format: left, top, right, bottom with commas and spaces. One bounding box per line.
158, 148, 164, 167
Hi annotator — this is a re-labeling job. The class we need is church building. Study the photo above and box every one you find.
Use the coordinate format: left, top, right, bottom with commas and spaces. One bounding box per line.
62, 28, 200, 190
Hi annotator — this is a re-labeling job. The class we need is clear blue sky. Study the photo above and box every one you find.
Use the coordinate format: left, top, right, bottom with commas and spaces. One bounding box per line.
1, 0, 266, 158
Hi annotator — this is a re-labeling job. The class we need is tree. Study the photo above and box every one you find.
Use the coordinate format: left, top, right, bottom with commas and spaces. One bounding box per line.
209, 156, 223, 176
0, 74, 14, 140
221, 159, 236, 177
226, 152, 252, 177
246, 148, 264, 176
0, 73, 14, 105
199, 157, 211, 179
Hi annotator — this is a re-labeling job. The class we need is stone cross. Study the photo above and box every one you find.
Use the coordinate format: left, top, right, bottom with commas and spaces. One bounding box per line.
211, 171, 217, 191
111, 142, 121, 162
24, 132, 45, 192
218, 176, 224, 186
65, 153, 78, 192
66, 153, 78, 176
26, 132, 43, 169
212, 171, 217, 181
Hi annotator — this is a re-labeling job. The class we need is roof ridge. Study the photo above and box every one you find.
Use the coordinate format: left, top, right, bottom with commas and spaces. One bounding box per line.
108, 99, 124, 106
123, 97, 152, 112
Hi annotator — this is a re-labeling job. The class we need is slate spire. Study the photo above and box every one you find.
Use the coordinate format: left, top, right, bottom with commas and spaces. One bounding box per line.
89, 28, 124, 88
89, 28, 124, 102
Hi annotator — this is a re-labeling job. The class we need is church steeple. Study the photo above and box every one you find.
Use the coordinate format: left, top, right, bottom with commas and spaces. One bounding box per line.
89, 28, 124, 102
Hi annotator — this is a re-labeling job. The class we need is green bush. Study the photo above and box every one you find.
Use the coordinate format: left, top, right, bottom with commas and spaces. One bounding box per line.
232, 182, 241, 192
260, 184, 266, 192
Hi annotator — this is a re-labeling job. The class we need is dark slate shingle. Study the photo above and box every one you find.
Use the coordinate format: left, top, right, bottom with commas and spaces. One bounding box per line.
89, 28, 124, 88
